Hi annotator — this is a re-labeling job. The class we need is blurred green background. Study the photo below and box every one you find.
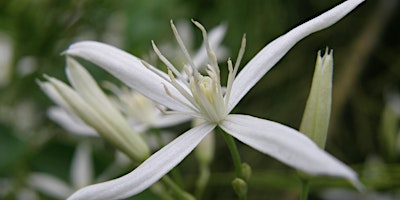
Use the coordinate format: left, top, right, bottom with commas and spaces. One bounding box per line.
0, 0, 399, 199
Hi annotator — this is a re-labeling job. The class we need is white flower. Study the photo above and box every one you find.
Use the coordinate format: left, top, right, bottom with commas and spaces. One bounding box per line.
38, 58, 150, 161
103, 82, 190, 133
65, 0, 365, 199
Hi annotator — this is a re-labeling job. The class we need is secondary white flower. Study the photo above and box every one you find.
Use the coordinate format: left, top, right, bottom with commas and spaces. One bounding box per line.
65, 0, 365, 199
103, 82, 190, 132
39, 58, 150, 161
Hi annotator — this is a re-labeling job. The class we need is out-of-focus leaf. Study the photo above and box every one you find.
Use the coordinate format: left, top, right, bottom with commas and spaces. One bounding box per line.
0, 124, 26, 173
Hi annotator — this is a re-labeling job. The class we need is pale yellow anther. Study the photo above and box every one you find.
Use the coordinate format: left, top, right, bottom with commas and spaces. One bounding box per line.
148, 21, 246, 123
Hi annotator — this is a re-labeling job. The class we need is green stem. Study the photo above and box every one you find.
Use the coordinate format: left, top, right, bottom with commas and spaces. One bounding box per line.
162, 175, 195, 200
195, 164, 210, 199
219, 128, 243, 179
218, 127, 247, 200
301, 179, 309, 200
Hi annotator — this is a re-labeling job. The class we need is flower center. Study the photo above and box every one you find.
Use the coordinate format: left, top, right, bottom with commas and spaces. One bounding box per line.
189, 70, 226, 123
143, 20, 246, 124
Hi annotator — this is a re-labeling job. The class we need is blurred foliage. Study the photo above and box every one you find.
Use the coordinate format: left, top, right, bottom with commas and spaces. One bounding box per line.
0, 0, 399, 199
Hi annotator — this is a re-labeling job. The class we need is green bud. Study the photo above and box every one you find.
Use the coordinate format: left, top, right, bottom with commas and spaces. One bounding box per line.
379, 103, 398, 161
241, 162, 252, 182
232, 178, 247, 198
300, 48, 333, 149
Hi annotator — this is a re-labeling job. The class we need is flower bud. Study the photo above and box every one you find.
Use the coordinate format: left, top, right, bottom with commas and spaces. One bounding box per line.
300, 48, 333, 149
241, 162, 252, 182
232, 178, 247, 198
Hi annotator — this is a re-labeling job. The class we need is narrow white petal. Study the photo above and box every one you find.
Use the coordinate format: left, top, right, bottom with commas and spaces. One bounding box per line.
66, 57, 150, 159
37, 80, 70, 109
46, 76, 147, 160
66, 57, 124, 122
228, 0, 365, 111
47, 107, 97, 136
65, 41, 190, 112
68, 123, 216, 200
71, 142, 94, 189
220, 114, 362, 188
27, 173, 73, 199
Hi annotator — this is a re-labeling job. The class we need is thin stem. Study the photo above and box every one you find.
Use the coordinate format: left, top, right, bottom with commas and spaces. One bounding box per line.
219, 127, 243, 179
300, 179, 309, 200
218, 127, 247, 200
195, 164, 210, 199
162, 175, 195, 200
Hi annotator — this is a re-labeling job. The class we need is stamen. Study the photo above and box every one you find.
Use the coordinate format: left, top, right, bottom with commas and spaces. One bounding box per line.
192, 20, 219, 70
224, 59, 234, 105
167, 70, 199, 109
212, 81, 225, 117
163, 84, 198, 112
151, 41, 187, 84
192, 76, 223, 122
141, 59, 197, 109
224, 35, 246, 105
233, 34, 246, 77
170, 20, 197, 74
206, 64, 220, 85
141, 60, 171, 84
183, 64, 192, 78
190, 78, 214, 118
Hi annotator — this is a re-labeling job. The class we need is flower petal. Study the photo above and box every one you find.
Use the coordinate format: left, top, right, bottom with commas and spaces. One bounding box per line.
66, 57, 150, 159
220, 114, 362, 189
66, 57, 123, 122
64, 41, 191, 112
227, 0, 365, 111
27, 173, 73, 199
71, 142, 94, 189
37, 80, 70, 109
45, 76, 147, 160
47, 107, 97, 136
68, 123, 216, 200
300, 49, 333, 148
